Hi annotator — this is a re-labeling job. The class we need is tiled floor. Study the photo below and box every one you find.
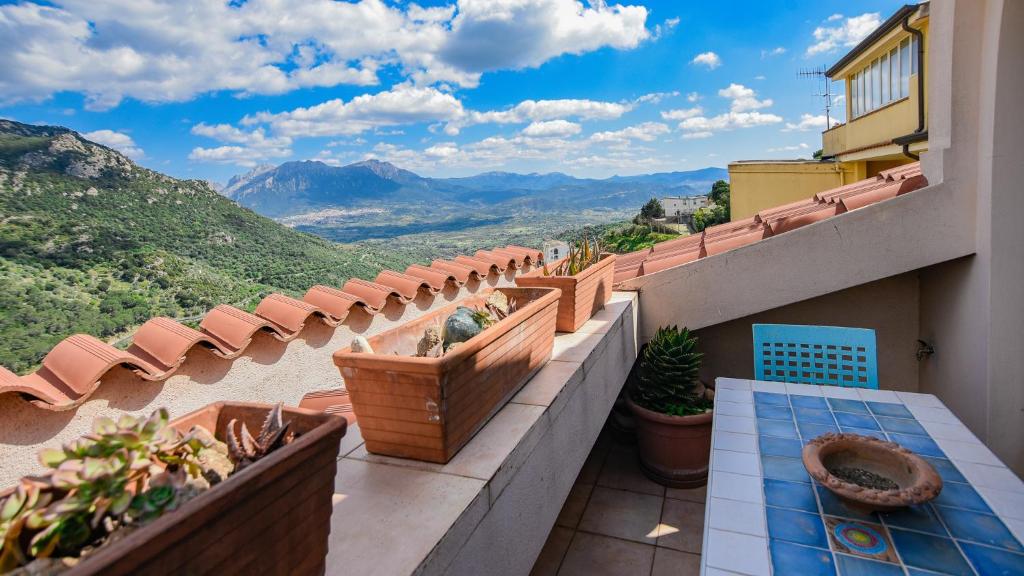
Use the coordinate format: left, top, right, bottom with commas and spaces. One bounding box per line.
531, 429, 705, 576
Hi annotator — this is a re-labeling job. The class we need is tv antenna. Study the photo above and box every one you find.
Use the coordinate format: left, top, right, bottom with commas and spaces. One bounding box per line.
798, 65, 834, 128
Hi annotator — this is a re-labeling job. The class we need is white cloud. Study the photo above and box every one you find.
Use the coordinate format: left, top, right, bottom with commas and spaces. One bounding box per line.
718, 83, 773, 112
806, 13, 882, 56
651, 16, 680, 41
590, 122, 669, 143
782, 113, 834, 132
0, 0, 653, 108
245, 86, 465, 137
690, 51, 721, 70
660, 107, 703, 120
521, 119, 582, 137
761, 47, 786, 58
681, 131, 713, 140
767, 143, 810, 152
686, 92, 700, 103
676, 84, 782, 135
188, 122, 293, 166
188, 145, 292, 167
635, 91, 679, 104
754, 75, 767, 80
447, 97, 631, 134
82, 129, 144, 159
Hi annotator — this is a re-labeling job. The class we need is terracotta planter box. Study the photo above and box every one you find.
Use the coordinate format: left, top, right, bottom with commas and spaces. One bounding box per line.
514, 253, 616, 332
64, 402, 347, 576
333, 287, 560, 463
627, 398, 712, 488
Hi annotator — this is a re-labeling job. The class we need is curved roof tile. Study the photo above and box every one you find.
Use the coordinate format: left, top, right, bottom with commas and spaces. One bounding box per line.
375, 270, 437, 298
455, 255, 500, 275
255, 293, 340, 336
342, 277, 412, 310
504, 245, 544, 263
303, 285, 368, 320
472, 250, 518, 271
129, 317, 234, 371
614, 162, 927, 285
430, 259, 479, 284
405, 264, 457, 290
200, 304, 289, 351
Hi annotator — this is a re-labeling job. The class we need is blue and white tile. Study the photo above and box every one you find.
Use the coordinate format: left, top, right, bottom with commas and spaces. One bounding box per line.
712, 449, 761, 476
754, 403, 793, 420
757, 418, 799, 439
717, 387, 754, 404
716, 400, 755, 417
935, 437, 1003, 466
934, 482, 992, 514
785, 382, 823, 396
754, 391, 790, 406
790, 395, 829, 410
834, 554, 904, 576
865, 401, 915, 419
833, 411, 880, 430
959, 541, 1024, 576
764, 479, 817, 513
888, 433, 944, 458
855, 388, 900, 403
714, 430, 758, 454
921, 457, 967, 483
955, 461, 1024, 494
767, 507, 829, 548
768, 540, 835, 576
1005, 517, 1024, 545
793, 407, 837, 425
761, 455, 811, 483
874, 416, 927, 435
917, 419, 978, 442
709, 496, 766, 537
711, 471, 764, 505
820, 385, 860, 399
888, 529, 975, 576
716, 377, 752, 391
880, 504, 948, 536
705, 528, 770, 575
716, 414, 757, 435
977, 486, 1024, 521
758, 436, 803, 458
751, 380, 785, 393
936, 506, 1023, 552
905, 404, 960, 424
826, 398, 870, 414
797, 421, 840, 439
895, 391, 945, 407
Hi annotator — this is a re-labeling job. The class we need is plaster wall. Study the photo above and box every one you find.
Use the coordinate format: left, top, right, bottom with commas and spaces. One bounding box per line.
728, 161, 852, 221
693, 273, 920, 392
0, 270, 528, 487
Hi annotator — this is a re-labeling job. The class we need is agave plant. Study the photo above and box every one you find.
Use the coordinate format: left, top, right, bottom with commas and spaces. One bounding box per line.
544, 236, 602, 277
0, 409, 208, 571
225, 403, 294, 472
630, 326, 709, 416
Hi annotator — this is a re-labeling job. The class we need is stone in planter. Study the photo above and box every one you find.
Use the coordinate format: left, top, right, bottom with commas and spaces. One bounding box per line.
59, 402, 347, 576
627, 398, 712, 488
803, 432, 942, 512
333, 287, 561, 463
515, 254, 616, 332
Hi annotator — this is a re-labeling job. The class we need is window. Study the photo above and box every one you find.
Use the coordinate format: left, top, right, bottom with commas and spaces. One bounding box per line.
859, 71, 866, 116
881, 53, 889, 104
911, 35, 918, 75
851, 74, 858, 117
890, 47, 900, 99
900, 38, 911, 97
871, 59, 881, 109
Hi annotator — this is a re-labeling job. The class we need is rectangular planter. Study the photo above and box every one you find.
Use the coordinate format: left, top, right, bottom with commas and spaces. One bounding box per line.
66, 402, 347, 576
514, 253, 616, 332
333, 286, 560, 463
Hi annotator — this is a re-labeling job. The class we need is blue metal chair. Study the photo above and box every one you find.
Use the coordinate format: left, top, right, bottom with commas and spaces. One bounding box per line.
752, 324, 879, 389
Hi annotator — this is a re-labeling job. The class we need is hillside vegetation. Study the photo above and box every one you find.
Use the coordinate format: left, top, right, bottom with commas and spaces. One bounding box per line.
0, 120, 411, 373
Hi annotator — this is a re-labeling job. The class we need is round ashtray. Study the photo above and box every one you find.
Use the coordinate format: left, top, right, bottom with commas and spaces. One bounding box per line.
802, 432, 942, 512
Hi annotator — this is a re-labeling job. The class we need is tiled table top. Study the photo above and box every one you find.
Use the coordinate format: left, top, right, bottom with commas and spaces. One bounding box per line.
701, 378, 1024, 576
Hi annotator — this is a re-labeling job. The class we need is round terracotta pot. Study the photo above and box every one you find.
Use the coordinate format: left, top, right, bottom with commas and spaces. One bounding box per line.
627, 397, 713, 488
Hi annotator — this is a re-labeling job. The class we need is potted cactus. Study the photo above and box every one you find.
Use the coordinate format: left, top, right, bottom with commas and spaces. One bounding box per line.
515, 237, 616, 332
626, 326, 714, 488
0, 403, 346, 576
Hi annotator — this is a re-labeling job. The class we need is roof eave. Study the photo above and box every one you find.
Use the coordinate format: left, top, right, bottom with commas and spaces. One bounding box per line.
826, 4, 924, 78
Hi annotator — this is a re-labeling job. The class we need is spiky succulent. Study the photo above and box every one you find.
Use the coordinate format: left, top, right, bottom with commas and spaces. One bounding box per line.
0, 409, 208, 571
544, 236, 601, 277
631, 326, 709, 416
225, 403, 293, 472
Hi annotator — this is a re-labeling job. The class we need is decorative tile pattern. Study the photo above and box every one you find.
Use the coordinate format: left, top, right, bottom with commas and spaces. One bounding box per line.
705, 383, 1024, 576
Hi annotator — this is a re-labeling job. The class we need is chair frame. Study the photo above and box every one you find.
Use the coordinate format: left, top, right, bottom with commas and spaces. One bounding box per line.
752, 324, 879, 389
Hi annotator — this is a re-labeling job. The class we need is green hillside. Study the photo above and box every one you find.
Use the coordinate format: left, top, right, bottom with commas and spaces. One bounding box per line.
0, 120, 409, 373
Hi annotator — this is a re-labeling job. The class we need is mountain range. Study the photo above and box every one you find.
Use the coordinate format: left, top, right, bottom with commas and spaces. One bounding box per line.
222, 159, 727, 218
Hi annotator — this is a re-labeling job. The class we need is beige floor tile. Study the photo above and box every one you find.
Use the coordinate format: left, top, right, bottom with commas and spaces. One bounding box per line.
597, 445, 666, 496
578, 486, 664, 544
651, 547, 701, 576
556, 482, 594, 528
530, 526, 574, 576
558, 532, 655, 576
666, 484, 707, 504
656, 498, 705, 554
577, 440, 610, 484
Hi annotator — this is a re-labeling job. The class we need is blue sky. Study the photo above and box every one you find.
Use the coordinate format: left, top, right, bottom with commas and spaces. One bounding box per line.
0, 0, 907, 183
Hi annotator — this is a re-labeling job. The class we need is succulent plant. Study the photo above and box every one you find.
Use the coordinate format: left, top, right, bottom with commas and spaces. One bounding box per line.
225, 403, 294, 472
0, 409, 209, 571
630, 326, 710, 416
544, 236, 601, 277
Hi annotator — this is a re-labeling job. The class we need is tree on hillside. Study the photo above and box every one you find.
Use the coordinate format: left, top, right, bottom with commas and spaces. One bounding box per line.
639, 197, 665, 220
692, 179, 731, 232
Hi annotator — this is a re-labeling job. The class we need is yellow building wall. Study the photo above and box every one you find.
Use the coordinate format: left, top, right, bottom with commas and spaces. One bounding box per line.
728, 162, 857, 221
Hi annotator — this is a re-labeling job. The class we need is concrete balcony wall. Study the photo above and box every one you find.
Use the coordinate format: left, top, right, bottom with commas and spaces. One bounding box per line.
727, 161, 855, 221
823, 82, 920, 158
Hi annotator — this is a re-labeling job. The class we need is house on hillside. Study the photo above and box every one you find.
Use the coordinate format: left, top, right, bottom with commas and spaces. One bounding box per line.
729, 3, 930, 220
662, 195, 710, 223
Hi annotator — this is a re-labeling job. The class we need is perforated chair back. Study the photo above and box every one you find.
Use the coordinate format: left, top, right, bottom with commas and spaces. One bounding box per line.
752, 324, 879, 389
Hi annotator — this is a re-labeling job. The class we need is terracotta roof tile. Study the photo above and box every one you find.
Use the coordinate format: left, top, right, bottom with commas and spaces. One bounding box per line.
504, 245, 544, 263
430, 259, 479, 283
472, 250, 518, 271
255, 293, 340, 337
491, 248, 528, 268
374, 270, 437, 298
455, 255, 500, 275
200, 304, 289, 351
341, 278, 412, 310
613, 162, 927, 285
128, 317, 234, 372
303, 285, 367, 319
404, 264, 457, 290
